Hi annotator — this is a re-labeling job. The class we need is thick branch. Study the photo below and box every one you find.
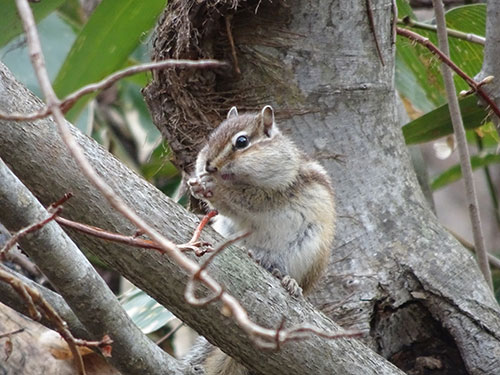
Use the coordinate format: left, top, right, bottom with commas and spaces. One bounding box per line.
0, 62, 403, 375
0, 264, 89, 339
0, 157, 182, 375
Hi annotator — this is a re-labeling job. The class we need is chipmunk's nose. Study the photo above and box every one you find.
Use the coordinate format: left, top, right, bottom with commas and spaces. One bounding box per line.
205, 160, 217, 173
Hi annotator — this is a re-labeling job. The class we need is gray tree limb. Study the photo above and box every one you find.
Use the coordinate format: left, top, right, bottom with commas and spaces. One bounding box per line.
144, 0, 500, 373
0, 156, 182, 375
0, 62, 404, 374
0, 263, 89, 340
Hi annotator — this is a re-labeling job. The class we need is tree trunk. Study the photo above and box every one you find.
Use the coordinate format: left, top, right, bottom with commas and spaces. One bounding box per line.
143, 0, 500, 374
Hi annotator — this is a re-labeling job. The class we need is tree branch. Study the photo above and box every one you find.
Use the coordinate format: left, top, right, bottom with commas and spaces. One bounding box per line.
0, 157, 182, 375
396, 27, 500, 121
0, 263, 89, 339
0, 59, 226, 122
431, 0, 493, 290
398, 16, 485, 45
0, 61, 405, 374
0, 267, 86, 375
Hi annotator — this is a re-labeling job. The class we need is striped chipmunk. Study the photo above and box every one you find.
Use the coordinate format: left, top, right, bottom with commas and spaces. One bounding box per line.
188, 105, 336, 375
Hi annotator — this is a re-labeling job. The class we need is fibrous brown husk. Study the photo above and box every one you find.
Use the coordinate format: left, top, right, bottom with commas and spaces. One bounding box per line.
143, 0, 298, 174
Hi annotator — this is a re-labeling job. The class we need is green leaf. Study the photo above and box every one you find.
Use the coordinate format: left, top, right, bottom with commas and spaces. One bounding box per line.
120, 288, 174, 334
396, 4, 486, 113
431, 153, 500, 190
52, 0, 165, 121
56, 0, 85, 32
0, 13, 76, 97
396, 0, 415, 19
0, 0, 65, 47
402, 95, 488, 144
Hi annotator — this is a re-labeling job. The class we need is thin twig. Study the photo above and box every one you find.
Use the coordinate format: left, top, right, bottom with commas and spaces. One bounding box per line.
185, 232, 250, 307
14, 0, 363, 354
177, 210, 217, 256
366, 0, 385, 66
0, 328, 25, 339
55, 216, 166, 254
447, 227, 500, 270
225, 15, 241, 75
48, 192, 74, 210
431, 0, 492, 290
0, 207, 62, 259
0, 59, 227, 121
74, 335, 113, 357
156, 321, 184, 346
398, 16, 485, 45
0, 268, 86, 374
396, 26, 500, 120
55, 215, 213, 256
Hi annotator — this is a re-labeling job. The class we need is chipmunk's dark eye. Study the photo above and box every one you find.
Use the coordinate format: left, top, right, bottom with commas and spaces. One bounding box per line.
234, 135, 249, 149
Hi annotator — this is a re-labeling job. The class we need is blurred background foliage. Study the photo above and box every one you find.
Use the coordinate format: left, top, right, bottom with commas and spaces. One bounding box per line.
2, 0, 499, 342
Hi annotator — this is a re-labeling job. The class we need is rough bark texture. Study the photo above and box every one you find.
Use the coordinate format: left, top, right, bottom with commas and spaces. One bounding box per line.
0, 63, 404, 374
0, 264, 90, 339
0, 157, 180, 375
143, 0, 500, 374
0, 303, 76, 375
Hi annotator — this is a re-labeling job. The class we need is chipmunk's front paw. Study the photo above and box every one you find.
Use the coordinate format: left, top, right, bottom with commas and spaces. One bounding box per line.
188, 175, 216, 200
281, 275, 303, 298
271, 268, 303, 298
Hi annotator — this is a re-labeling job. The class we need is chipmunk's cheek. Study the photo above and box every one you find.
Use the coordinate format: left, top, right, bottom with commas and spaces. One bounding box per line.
219, 164, 236, 181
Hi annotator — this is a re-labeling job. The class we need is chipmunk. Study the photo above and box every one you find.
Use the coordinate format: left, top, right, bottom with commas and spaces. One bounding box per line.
188, 105, 336, 375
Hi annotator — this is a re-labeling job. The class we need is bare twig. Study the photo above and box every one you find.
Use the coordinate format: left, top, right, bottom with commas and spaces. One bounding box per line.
0, 268, 86, 374
177, 210, 217, 255
55, 216, 167, 254
398, 16, 485, 45
0, 59, 227, 122
185, 232, 250, 307
0, 328, 25, 340
396, 26, 500, 120
74, 335, 113, 358
56, 213, 214, 256
447, 227, 500, 270
0, 207, 61, 259
225, 16, 241, 75
431, 0, 492, 290
156, 321, 184, 346
48, 192, 74, 210
366, 0, 385, 66
13, 0, 361, 355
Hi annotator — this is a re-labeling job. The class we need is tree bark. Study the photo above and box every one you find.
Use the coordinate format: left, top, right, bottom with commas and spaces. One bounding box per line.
0, 157, 181, 375
0, 62, 404, 374
143, 0, 500, 374
0, 303, 76, 375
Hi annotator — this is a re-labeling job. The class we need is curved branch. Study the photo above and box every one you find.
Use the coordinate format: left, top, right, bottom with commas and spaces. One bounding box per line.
0, 157, 182, 375
0, 61, 404, 375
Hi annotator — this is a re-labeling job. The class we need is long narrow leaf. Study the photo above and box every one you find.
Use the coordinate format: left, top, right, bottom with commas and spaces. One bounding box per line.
0, 0, 65, 47
396, 4, 486, 112
402, 95, 487, 144
52, 0, 166, 121
432, 153, 500, 190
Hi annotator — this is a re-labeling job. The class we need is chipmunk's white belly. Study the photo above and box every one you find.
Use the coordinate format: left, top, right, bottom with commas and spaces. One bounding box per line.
212, 207, 322, 283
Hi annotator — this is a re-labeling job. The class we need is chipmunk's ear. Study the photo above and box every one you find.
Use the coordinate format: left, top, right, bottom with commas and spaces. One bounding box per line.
261, 105, 275, 137
227, 106, 239, 119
